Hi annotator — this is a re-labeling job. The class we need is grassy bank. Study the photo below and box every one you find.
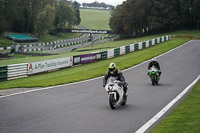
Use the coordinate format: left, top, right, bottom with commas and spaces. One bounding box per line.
0, 37, 188, 89
80, 9, 111, 30
0, 33, 83, 47
171, 30, 200, 39
151, 80, 200, 133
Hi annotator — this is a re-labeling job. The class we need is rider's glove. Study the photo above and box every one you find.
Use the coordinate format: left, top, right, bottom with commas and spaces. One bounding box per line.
118, 82, 123, 87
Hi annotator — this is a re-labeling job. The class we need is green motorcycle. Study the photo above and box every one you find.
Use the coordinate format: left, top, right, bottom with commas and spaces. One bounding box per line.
148, 66, 160, 85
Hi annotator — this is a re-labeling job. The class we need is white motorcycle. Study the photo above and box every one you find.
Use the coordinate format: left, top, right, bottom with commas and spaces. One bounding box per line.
105, 77, 127, 109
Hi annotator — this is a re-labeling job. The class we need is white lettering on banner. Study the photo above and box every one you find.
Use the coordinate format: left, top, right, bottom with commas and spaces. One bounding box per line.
74, 57, 81, 64
81, 56, 96, 61
71, 29, 107, 34
28, 57, 73, 75
96, 54, 101, 60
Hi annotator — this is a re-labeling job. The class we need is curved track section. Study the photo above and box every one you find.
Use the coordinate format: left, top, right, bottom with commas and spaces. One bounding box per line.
0, 40, 199, 133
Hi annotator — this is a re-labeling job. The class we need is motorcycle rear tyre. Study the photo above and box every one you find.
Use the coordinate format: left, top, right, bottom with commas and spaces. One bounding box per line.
151, 76, 155, 86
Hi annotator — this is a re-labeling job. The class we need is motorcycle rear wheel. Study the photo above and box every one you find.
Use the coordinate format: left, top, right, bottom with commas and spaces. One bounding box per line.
151, 76, 155, 86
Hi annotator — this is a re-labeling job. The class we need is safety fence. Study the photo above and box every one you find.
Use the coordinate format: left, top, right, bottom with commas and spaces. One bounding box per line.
0, 66, 7, 82
0, 34, 87, 52
0, 35, 171, 82
0, 47, 11, 51
7, 63, 28, 80
21, 34, 89, 52
4, 34, 106, 52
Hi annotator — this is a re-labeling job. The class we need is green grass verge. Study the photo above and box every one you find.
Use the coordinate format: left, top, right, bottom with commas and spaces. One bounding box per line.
171, 30, 200, 39
0, 36, 13, 47
80, 9, 111, 30
151, 80, 200, 133
0, 37, 188, 89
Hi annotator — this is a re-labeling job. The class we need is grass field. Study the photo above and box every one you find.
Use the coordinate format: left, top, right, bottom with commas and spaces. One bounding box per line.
0, 9, 110, 47
0, 33, 82, 47
80, 9, 111, 30
151, 80, 200, 133
0, 36, 13, 47
171, 30, 200, 39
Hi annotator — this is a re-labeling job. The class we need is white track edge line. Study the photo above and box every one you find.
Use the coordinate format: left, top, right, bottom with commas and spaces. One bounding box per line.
0, 40, 192, 99
135, 74, 200, 133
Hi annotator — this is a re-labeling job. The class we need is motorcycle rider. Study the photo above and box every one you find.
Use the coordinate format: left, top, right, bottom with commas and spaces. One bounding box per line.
148, 58, 161, 76
103, 63, 128, 97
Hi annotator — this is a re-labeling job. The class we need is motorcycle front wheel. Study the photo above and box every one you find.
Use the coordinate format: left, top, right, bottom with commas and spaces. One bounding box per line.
109, 94, 117, 109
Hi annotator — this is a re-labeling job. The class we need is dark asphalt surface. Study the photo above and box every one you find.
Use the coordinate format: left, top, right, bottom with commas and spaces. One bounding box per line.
0, 40, 199, 133
45, 34, 105, 53
47, 37, 111, 53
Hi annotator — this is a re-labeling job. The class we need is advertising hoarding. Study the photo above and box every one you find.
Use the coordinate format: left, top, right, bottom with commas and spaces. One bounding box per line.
73, 53, 101, 65
28, 57, 73, 75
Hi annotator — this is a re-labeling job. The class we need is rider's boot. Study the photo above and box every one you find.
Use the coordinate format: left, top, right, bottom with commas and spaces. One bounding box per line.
123, 87, 128, 98
159, 70, 162, 77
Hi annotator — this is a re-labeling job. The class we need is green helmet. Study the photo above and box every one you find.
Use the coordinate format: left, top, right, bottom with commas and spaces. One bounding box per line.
108, 63, 116, 73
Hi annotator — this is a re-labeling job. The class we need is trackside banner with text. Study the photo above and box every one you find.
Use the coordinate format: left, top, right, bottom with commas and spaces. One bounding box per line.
73, 53, 102, 65
28, 57, 73, 75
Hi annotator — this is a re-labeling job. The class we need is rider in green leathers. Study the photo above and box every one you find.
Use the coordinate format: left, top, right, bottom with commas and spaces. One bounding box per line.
148, 58, 161, 76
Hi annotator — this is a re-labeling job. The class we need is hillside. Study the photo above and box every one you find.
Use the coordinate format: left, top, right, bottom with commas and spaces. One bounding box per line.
80, 9, 111, 30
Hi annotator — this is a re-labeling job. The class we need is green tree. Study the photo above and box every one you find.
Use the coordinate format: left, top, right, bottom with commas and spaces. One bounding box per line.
35, 5, 55, 37
148, 0, 180, 32
109, 5, 124, 38
73, 1, 81, 25
109, 0, 152, 38
54, 0, 74, 28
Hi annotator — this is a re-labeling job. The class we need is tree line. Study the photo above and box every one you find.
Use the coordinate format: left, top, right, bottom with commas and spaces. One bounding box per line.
0, 0, 81, 37
82, 2, 114, 10
109, 0, 200, 39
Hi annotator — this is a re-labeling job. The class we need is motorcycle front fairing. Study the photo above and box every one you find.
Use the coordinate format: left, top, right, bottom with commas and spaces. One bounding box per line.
105, 78, 124, 103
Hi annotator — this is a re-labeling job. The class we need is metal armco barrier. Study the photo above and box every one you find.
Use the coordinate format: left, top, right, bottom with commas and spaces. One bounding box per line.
7, 63, 28, 80
0, 66, 7, 81
0, 46, 11, 51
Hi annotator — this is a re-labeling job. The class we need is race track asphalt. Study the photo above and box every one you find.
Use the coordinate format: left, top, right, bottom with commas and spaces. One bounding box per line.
0, 40, 199, 133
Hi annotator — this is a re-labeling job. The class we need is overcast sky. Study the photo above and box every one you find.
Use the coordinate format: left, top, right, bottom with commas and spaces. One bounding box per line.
74, 0, 126, 6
